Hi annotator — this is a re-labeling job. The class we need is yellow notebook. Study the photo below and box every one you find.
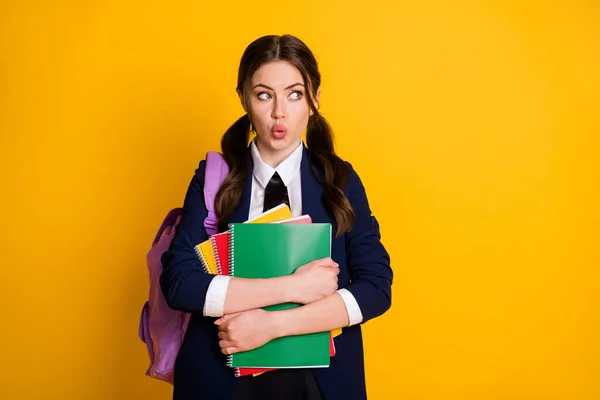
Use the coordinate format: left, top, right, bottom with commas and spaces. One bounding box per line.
194, 240, 218, 275
245, 203, 293, 224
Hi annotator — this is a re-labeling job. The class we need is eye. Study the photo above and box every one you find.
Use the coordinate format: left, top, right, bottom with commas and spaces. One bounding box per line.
289, 91, 303, 100
257, 92, 272, 100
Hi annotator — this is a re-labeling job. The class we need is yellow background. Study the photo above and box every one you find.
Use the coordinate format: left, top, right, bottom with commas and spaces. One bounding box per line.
1, 1, 599, 399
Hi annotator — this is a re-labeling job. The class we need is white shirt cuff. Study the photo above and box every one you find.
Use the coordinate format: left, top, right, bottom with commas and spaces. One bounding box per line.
203, 275, 231, 317
336, 288, 364, 326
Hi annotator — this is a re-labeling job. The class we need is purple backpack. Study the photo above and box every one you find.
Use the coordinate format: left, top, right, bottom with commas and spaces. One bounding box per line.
138, 152, 230, 384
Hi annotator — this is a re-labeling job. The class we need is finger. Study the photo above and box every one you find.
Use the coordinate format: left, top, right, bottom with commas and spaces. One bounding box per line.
219, 339, 235, 348
323, 264, 340, 272
217, 322, 234, 332
218, 331, 228, 340
321, 257, 339, 268
220, 345, 239, 355
225, 347, 240, 355
311, 257, 328, 265
215, 312, 241, 325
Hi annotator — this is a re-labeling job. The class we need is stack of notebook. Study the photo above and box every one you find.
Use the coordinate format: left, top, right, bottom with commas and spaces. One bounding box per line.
194, 204, 341, 377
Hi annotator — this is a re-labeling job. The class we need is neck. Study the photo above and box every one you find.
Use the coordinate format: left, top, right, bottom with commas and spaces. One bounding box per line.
255, 139, 301, 168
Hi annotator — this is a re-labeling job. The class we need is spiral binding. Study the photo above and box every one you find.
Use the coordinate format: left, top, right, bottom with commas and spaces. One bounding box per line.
228, 224, 235, 277
210, 236, 222, 275
194, 244, 210, 274
226, 224, 235, 369
234, 368, 241, 377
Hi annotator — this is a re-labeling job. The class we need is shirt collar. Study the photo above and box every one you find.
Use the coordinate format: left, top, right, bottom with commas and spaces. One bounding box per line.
250, 139, 303, 188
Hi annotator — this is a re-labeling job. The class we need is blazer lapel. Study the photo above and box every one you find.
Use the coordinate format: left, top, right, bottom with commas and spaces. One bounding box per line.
300, 145, 329, 224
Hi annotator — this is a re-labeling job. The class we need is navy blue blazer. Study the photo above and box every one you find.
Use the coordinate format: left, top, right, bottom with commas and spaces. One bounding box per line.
160, 146, 393, 400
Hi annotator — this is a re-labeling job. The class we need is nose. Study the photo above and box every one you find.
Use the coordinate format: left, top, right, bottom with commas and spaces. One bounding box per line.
271, 98, 285, 120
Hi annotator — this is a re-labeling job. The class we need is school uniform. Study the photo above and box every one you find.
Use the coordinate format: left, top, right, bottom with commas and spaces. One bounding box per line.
160, 141, 393, 400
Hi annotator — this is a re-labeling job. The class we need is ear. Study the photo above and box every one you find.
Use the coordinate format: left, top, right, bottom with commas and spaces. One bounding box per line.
237, 89, 247, 112
310, 87, 321, 116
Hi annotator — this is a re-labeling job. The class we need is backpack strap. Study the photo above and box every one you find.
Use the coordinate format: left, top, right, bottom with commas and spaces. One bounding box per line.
203, 152, 230, 236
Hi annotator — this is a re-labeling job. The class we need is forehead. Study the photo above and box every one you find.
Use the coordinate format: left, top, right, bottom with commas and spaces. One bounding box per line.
251, 60, 304, 88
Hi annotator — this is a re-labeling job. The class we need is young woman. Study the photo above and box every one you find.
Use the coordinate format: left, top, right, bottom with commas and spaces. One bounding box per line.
160, 34, 393, 400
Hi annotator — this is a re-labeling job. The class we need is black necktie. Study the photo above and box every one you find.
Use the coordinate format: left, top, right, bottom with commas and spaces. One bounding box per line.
263, 171, 290, 212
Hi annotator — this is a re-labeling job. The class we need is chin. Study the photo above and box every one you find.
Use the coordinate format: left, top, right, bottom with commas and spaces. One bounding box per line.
265, 137, 301, 152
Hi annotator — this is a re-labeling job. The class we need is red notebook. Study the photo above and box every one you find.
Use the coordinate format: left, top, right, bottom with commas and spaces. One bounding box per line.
210, 231, 230, 276
210, 214, 336, 377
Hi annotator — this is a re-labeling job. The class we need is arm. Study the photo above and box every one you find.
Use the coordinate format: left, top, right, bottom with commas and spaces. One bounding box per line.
222, 276, 293, 314
276, 292, 349, 336
222, 257, 339, 314
277, 162, 393, 329
216, 163, 393, 354
342, 162, 393, 322
160, 160, 339, 316
216, 292, 348, 355
159, 160, 294, 315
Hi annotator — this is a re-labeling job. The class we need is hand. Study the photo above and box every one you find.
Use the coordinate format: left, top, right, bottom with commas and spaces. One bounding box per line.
289, 257, 339, 304
215, 309, 280, 355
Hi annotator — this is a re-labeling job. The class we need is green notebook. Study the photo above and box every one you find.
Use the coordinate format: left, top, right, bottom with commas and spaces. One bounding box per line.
227, 222, 332, 369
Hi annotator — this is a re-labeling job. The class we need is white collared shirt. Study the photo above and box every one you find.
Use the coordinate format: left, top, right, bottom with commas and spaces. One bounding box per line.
202, 140, 363, 326
248, 139, 304, 219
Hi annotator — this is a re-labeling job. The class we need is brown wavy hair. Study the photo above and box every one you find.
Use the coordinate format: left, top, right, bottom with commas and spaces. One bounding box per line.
214, 34, 355, 237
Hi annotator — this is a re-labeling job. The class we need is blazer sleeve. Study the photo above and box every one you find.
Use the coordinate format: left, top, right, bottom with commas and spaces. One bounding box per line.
160, 160, 214, 314
343, 162, 393, 323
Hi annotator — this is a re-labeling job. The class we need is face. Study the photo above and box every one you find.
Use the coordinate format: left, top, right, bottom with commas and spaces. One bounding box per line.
241, 60, 319, 165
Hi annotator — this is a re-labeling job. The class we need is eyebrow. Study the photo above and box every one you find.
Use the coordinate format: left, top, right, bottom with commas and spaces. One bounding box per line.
252, 83, 305, 91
